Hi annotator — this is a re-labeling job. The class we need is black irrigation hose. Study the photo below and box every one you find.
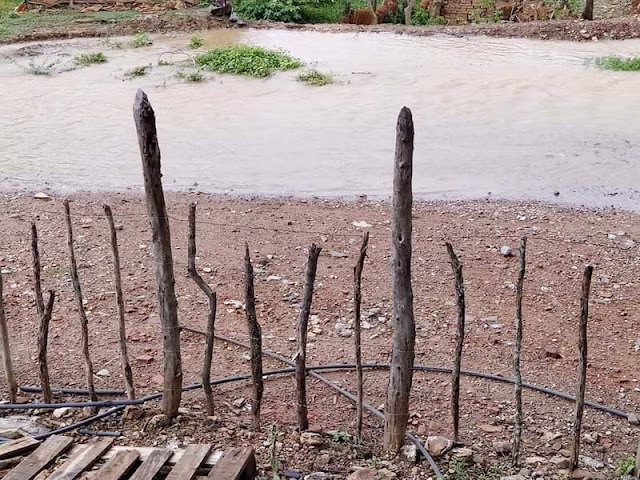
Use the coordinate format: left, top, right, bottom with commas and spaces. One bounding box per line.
19, 386, 125, 396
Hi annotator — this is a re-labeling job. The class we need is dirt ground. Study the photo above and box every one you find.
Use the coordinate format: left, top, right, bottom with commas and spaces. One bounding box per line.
2, 9, 640, 45
0, 192, 638, 478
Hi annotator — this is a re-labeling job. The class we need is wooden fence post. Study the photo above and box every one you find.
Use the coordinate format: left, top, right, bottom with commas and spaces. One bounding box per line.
187, 203, 216, 416
103, 204, 136, 400
570, 265, 593, 472
354, 232, 369, 443
244, 244, 264, 431
134, 89, 182, 418
512, 237, 527, 466
0, 271, 17, 403
31, 222, 52, 404
64, 200, 98, 411
296, 244, 322, 431
384, 106, 416, 454
445, 242, 465, 444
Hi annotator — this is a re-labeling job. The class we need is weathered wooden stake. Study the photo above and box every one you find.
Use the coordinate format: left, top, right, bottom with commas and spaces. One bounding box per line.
570, 265, 593, 472
512, 237, 527, 466
187, 203, 216, 416
0, 271, 17, 403
134, 89, 183, 418
353, 232, 369, 442
103, 204, 136, 400
64, 199, 98, 411
244, 244, 264, 431
582, 0, 593, 20
31, 222, 52, 404
384, 106, 415, 454
296, 244, 322, 431
635, 438, 640, 479
445, 242, 465, 444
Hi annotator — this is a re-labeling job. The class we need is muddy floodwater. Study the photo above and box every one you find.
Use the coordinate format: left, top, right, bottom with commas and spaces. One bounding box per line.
1, 29, 639, 208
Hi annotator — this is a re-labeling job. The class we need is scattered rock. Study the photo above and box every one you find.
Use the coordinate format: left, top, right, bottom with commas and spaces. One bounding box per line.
347, 468, 376, 480
579, 455, 604, 469
305, 472, 330, 480
123, 405, 144, 421
148, 414, 171, 429
0, 428, 29, 439
376, 468, 397, 480
628, 412, 639, 425
500, 476, 526, 480
500, 246, 513, 256
314, 453, 331, 468
478, 423, 503, 434
232, 398, 245, 408
300, 432, 324, 447
525, 456, 546, 465
451, 447, 474, 459
541, 430, 562, 442
401, 444, 417, 462
95, 369, 110, 377
426, 435, 451, 457
328, 250, 348, 258
202, 267, 212, 273
52, 407, 72, 419
493, 441, 512, 455
550, 455, 570, 468
569, 469, 605, 479
545, 346, 563, 359
352, 221, 372, 228
33, 192, 51, 200
286, 470, 302, 479
135, 355, 154, 364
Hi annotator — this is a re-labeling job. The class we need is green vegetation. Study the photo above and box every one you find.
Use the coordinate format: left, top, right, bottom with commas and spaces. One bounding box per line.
614, 455, 636, 478
158, 59, 173, 66
297, 68, 333, 85
234, 0, 370, 23
445, 458, 505, 480
125, 65, 150, 78
26, 61, 55, 75
594, 55, 640, 71
130, 32, 152, 47
74, 52, 106, 65
0, 0, 19, 14
469, 0, 502, 23
330, 430, 351, 443
195, 45, 302, 77
269, 424, 280, 480
177, 69, 205, 82
189, 35, 203, 48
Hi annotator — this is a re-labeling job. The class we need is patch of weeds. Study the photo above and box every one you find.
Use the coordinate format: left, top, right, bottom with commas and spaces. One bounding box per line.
158, 59, 173, 66
469, 0, 502, 23
195, 45, 302, 77
269, 424, 280, 480
428, 14, 447, 24
130, 32, 152, 48
125, 64, 150, 78
594, 55, 640, 71
103, 37, 124, 49
331, 430, 351, 443
235, 0, 302, 22
177, 69, 205, 82
614, 455, 636, 478
190, 36, 203, 49
74, 52, 106, 65
366, 456, 381, 469
446, 457, 504, 480
410, 6, 430, 24
297, 69, 332, 86
26, 61, 55, 75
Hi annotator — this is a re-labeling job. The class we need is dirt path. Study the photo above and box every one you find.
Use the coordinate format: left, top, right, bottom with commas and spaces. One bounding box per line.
0, 192, 638, 478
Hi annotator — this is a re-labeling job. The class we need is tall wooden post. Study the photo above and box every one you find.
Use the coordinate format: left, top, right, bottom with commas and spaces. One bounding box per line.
0, 271, 17, 403
353, 232, 369, 442
64, 200, 98, 411
582, 0, 593, 19
32, 222, 52, 404
134, 89, 182, 418
512, 237, 527, 466
445, 242, 465, 444
104, 204, 136, 400
187, 203, 216, 416
296, 244, 322, 431
570, 265, 593, 472
244, 244, 264, 431
384, 107, 415, 454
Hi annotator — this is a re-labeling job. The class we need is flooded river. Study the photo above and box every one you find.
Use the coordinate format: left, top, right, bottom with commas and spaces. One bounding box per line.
1, 29, 639, 208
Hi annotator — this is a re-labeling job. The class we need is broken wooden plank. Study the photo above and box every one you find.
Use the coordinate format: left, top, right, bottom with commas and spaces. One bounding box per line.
128, 449, 172, 480
92, 446, 222, 468
166, 444, 211, 480
207, 448, 256, 480
47, 439, 113, 480
4, 435, 74, 480
91, 450, 139, 480
0, 437, 40, 461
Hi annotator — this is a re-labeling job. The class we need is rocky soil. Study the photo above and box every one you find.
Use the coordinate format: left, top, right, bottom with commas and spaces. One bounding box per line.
0, 192, 639, 479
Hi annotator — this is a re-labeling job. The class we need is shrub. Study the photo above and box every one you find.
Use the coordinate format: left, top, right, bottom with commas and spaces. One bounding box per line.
190, 36, 203, 49
130, 32, 152, 48
195, 45, 302, 77
297, 69, 333, 85
125, 65, 150, 78
410, 6, 430, 24
427, 14, 447, 24
235, 0, 302, 22
74, 52, 107, 65
178, 70, 205, 82
614, 456, 635, 478
469, 0, 501, 23
594, 56, 640, 71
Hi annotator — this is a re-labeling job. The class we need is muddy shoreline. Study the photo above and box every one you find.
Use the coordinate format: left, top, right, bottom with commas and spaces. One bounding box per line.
2, 10, 640, 45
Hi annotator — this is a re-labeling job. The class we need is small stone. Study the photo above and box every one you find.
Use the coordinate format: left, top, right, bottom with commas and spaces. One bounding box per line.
628, 412, 639, 424
52, 407, 72, 419
34, 192, 51, 200
579, 455, 604, 469
95, 369, 110, 377
451, 447, 474, 459
1, 268, 12, 275
328, 250, 348, 258
232, 398, 245, 408
376, 468, 397, 480
570, 469, 605, 479
401, 444, 417, 462
135, 355, 154, 364
285, 470, 302, 479
148, 414, 171, 429
347, 467, 376, 480
541, 430, 562, 442
426, 436, 452, 457
500, 246, 513, 257
525, 456, 545, 465
500, 476, 526, 480
493, 441, 512, 455
304, 473, 330, 480
151, 374, 164, 386
123, 405, 144, 421
314, 453, 330, 468
202, 267, 212, 273
550, 455, 570, 468
545, 346, 563, 359
300, 432, 324, 447
267, 275, 282, 282
352, 221, 372, 228
478, 423, 502, 434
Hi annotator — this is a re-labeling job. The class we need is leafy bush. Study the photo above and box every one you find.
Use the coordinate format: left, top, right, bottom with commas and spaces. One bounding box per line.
469, 0, 501, 23
410, 6, 430, 24
74, 52, 106, 65
297, 69, 333, 85
594, 56, 640, 71
614, 455, 636, 478
130, 32, 152, 48
235, 0, 302, 22
427, 14, 447, 24
195, 45, 302, 77
178, 70, 205, 82
190, 36, 203, 49
125, 65, 150, 78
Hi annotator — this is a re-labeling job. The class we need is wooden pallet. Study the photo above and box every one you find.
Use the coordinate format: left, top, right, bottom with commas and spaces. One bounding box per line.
0, 436, 256, 480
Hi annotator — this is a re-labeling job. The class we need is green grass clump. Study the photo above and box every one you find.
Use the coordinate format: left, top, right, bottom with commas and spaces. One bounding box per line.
594, 55, 640, 71
130, 32, 152, 48
177, 69, 205, 82
446, 458, 504, 480
26, 61, 55, 75
297, 69, 332, 86
195, 45, 302, 77
190, 35, 203, 49
125, 65, 150, 78
74, 52, 106, 65
614, 455, 636, 478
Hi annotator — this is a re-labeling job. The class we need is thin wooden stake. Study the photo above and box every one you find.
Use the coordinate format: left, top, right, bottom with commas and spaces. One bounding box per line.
103, 204, 135, 400
445, 242, 465, 444
512, 237, 527, 466
31, 222, 52, 404
64, 200, 98, 412
244, 244, 263, 431
384, 106, 415, 454
353, 232, 369, 443
135, 89, 183, 418
187, 204, 216, 416
570, 265, 593, 472
296, 243, 322, 431
0, 271, 17, 403
635, 438, 640, 479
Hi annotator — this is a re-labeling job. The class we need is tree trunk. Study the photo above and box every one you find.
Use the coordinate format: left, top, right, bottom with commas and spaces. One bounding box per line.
0, 271, 17, 403
512, 237, 527, 466
353, 232, 370, 442
104, 204, 136, 400
570, 265, 593, 472
134, 89, 182, 418
404, 0, 417, 24
64, 199, 98, 412
384, 106, 415, 454
367, 0, 378, 23
582, 0, 593, 19
244, 244, 264, 431
296, 244, 322, 431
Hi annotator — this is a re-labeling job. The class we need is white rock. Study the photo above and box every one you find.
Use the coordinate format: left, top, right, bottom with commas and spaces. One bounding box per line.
52, 407, 72, 419
300, 432, 324, 446
401, 444, 417, 462
96, 369, 110, 377
500, 246, 513, 256
202, 267, 212, 273
267, 275, 282, 282
426, 436, 451, 457
580, 455, 604, 469
34, 192, 51, 200
352, 221, 372, 228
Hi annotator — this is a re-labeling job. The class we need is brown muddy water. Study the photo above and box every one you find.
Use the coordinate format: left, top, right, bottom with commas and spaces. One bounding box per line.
1, 29, 639, 208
